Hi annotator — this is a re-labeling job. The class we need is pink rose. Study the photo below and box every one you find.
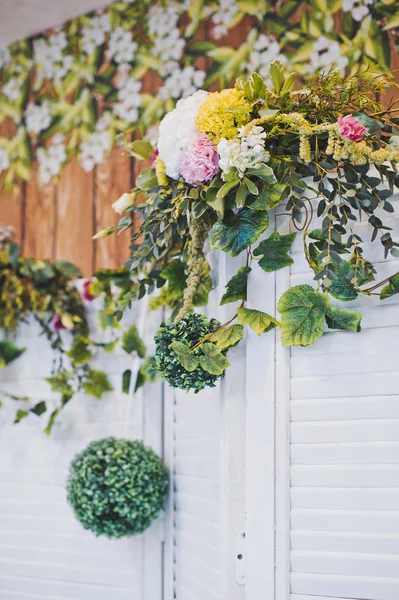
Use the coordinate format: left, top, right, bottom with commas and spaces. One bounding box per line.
53, 315, 66, 332
82, 279, 95, 302
337, 115, 367, 142
180, 137, 220, 187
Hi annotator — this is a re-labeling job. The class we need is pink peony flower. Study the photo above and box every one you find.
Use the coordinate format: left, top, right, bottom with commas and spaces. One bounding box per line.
53, 314, 66, 332
82, 279, 96, 302
337, 115, 367, 142
180, 136, 220, 187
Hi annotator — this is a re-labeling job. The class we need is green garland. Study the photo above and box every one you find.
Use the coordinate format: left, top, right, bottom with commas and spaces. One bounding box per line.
0, 229, 157, 432
1, 0, 399, 190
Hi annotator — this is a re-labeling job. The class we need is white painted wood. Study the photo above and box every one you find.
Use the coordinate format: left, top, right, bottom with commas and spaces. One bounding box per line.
0, 296, 164, 600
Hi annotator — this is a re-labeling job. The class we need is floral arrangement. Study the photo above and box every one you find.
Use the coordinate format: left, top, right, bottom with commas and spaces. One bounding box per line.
97, 62, 399, 392
0, 228, 156, 430
1, 0, 399, 190
66, 437, 169, 538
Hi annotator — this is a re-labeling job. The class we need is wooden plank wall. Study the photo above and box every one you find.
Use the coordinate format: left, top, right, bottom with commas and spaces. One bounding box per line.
0, 15, 398, 276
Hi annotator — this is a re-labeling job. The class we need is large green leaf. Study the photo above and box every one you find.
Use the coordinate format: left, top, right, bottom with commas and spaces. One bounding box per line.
253, 231, 296, 272
67, 338, 91, 366
210, 209, 269, 257
122, 324, 146, 358
199, 343, 230, 375
170, 341, 199, 372
83, 370, 113, 399
0, 340, 25, 368
237, 307, 277, 335
325, 305, 362, 332
250, 182, 287, 211
160, 260, 186, 300
329, 260, 358, 302
208, 325, 244, 349
220, 266, 251, 305
381, 273, 399, 300
277, 285, 329, 347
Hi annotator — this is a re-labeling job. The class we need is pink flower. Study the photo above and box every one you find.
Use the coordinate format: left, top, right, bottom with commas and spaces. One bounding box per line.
180, 137, 220, 187
337, 115, 367, 142
82, 279, 95, 302
151, 148, 159, 166
53, 315, 66, 332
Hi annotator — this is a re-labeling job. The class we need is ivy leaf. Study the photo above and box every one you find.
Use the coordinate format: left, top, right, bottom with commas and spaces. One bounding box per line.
199, 343, 230, 375
67, 337, 92, 365
54, 261, 82, 279
44, 393, 73, 435
160, 260, 186, 300
14, 409, 29, 424
249, 182, 287, 210
329, 260, 358, 302
103, 339, 119, 353
277, 285, 329, 347
237, 307, 277, 335
30, 401, 47, 417
381, 273, 399, 300
0, 340, 25, 368
253, 231, 296, 272
122, 369, 131, 394
83, 370, 113, 399
208, 325, 244, 349
170, 341, 199, 372
210, 208, 269, 257
325, 305, 362, 332
220, 266, 251, 305
122, 324, 146, 358
45, 371, 74, 395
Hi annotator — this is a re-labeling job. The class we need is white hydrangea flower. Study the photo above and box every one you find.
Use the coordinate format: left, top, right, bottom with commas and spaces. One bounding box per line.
153, 29, 185, 62
33, 32, 72, 83
25, 101, 52, 134
148, 4, 180, 37
115, 63, 132, 89
247, 34, 287, 82
0, 148, 10, 173
37, 134, 67, 184
0, 46, 11, 69
342, 0, 373, 21
161, 65, 206, 100
307, 36, 348, 74
81, 13, 111, 55
80, 119, 112, 172
158, 89, 209, 179
107, 27, 137, 64
211, 0, 239, 39
218, 126, 270, 178
113, 78, 142, 123
2, 77, 21, 102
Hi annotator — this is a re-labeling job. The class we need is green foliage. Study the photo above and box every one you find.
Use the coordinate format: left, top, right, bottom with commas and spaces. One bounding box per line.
277, 284, 362, 347
122, 324, 146, 358
66, 438, 169, 538
83, 370, 113, 399
220, 267, 251, 305
210, 209, 269, 257
199, 343, 231, 375
0, 340, 25, 369
253, 232, 296, 272
208, 325, 244, 349
381, 273, 399, 300
155, 313, 227, 393
237, 307, 278, 335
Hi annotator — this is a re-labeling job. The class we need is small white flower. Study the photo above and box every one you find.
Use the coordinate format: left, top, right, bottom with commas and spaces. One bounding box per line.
163, 65, 206, 99
308, 37, 348, 75
80, 122, 112, 172
0, 46, 11, 69
352, 5, 370, 20
25, 101, 52, 134
247, 35, 287, 82
113, 77, 142, 123
0, 148, 10, 173
81, 13, 111, 55
218, 128, 270, 178
112, 192, 135, 214
3, 78, 21, 102
37, 135, 67, 184
108, 27, 137, 64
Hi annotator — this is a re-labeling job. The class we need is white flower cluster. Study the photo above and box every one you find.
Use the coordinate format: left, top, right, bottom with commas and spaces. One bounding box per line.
343, 0, 373, 21
34, 32, 73, 83
218, 126, 269, 178
81, 13, 111, 56
247, 34, 287, 83
148, 3, 185, 64
25, 101, 51, 134
2, 77, 21, 102
158, 89, 208, 178
160, 65, 206, 100
0, 147, 10, 174
0, 46, 11, 69
80, 118, 112, 172
307, 36, 348, 75
211, 0, 239, 40
113, 78, 142, 123
107, 26, 137, 63
37, 134, 67, 184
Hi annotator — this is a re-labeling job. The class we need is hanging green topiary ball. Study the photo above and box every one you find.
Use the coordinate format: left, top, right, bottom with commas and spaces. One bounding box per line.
66, 437, 169, 539
154, 312, 227, 393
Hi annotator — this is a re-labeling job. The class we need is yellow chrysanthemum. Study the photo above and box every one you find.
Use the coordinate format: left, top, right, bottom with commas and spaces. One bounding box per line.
155, 156, 168, 186
196, 89, 252, 142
